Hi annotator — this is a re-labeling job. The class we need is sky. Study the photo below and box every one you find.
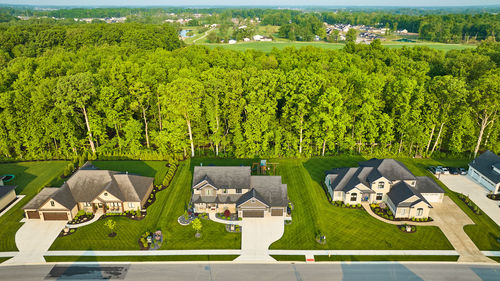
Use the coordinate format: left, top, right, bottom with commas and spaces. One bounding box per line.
0, 0, 499, 7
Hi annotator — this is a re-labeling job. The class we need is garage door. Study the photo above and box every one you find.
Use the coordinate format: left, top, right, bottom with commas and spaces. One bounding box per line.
42, 212, 68, 221
271, 208, 283, 216
422, 193, 443, 203
242, 210, 264, 218
26, 211, 40, 219
480, 177, 495, 192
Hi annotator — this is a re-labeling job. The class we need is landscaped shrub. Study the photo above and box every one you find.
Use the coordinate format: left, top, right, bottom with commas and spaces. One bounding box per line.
357, 203, 361, 208
162, 164, 178, 187
224, 209, 231, 217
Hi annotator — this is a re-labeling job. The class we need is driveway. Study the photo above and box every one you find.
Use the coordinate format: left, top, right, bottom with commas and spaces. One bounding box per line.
5, 220, 67, 264
234, 217, 285, 262
430, 196, 493, 263
439, 174, 500, 227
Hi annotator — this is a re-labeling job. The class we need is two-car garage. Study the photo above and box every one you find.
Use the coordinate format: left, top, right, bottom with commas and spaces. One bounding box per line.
25, 210, 69, 221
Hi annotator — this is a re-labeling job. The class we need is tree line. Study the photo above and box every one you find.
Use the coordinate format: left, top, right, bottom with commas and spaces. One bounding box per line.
0, 21, 498, 160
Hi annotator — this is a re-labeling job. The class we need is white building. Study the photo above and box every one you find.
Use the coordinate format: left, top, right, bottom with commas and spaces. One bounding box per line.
468, 151, 500, 194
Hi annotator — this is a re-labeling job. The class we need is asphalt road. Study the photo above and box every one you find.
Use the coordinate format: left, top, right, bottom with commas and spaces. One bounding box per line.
0, 262, 499, 281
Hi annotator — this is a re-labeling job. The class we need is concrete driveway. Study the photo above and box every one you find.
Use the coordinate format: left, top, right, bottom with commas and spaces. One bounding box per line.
430, 196, 492, 263
235, 217, 285, 262
439, 174, 500, 227
5, 220, 67, 264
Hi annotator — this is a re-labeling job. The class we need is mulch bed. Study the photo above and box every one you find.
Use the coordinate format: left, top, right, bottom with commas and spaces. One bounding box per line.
457, 194, 482, 215
216, 213, 239, 221
486, 194, 500, 201
143, 185, 166, 209
108, 232, 117, 238
371, 206, 433, 222
67, 213, 94, 225
398, 224, 417, 233
58, 228, 77, 237
331, 201, 363, 209
225, 224, 241, 233
100, 211, 146, 221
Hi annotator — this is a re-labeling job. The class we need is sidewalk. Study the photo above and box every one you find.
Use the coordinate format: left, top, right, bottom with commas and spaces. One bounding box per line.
208, 213, 242, 226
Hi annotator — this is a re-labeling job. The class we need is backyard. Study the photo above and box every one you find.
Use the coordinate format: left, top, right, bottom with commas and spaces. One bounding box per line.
0, 161, 69, 252
49, 160, 241, 251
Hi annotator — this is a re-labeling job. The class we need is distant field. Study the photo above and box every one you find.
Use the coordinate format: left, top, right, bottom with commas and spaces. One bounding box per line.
201, 41, 476, 52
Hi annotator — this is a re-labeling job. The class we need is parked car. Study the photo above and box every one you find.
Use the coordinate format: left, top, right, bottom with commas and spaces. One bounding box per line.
441, 167, 450, 174
459, 168, 467, 175
435, 166, 444, 174
428, 166, 437, 174
449, 167, 460, 175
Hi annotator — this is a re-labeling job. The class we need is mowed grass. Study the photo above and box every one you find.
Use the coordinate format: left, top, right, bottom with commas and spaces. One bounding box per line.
0, 161, 68, 251
201, 41, 476, 53
314, 255, 459, 262
49, 160, 241, 250
44, 255, 238, 262
269, 157, 454, 250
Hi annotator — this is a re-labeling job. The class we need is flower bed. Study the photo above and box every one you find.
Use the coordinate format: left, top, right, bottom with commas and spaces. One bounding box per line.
370, 204, 432, 222
457, 193, 482, 215
100, 209, 146, 221
398, 224, 417, 233
331, 201, 363, 209
216, 212, 240, 221
58, 227, 77, 237
486, 194, 500, 201
67, 210, 94, 225
138, 231, 151, 250
225, 224, 241, 233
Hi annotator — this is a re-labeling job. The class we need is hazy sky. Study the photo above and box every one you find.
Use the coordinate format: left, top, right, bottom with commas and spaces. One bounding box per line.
0, 0, 499, 7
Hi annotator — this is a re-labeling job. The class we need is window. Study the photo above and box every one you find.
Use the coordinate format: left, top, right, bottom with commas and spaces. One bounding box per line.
251, 199, 256, 203
350, 193, 357, 202
417, 208, 423, 216
128, 202, 135, 208
222, 189, 227, 194
376, 193, 383, 201
378, 182, 384, 189
236, 189, 242, 194
50, 201, 55, 207
83, 202, 91, 207
104, 192, 108, 196
206, 189, 211, 196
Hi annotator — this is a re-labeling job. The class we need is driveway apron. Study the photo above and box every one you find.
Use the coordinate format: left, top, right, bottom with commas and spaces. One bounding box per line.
5, 220, 67, 264
235, 217, 284, 262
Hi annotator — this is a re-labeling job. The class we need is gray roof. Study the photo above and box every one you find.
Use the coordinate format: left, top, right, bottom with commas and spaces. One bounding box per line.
0, 185, 16, 199
192, 166, 251, 189
469, 150, 500, 184
23, 188, 59, 209
359, 158, 416, 181
325, 167, 373, 192
249, 176, 288, 207
414, 176, 445, 194
191, 168, 288, 208
387, 181, 431, 208
23, 168, 154, 210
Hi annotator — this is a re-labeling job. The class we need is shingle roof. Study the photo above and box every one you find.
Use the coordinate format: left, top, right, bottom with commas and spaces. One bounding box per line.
23, 188, 59, 209
236, 188, 269, 207
325, 167, 372, 192
23, 167, 154, 211
414, 176, 445, 194
0, 185, 16, 199
191, 194, 241, 204
469, 150, 500, 184
359, 158, 416, 181
387, 181, 431, 208
249, 176, 288, 207
192, 166, 251, 189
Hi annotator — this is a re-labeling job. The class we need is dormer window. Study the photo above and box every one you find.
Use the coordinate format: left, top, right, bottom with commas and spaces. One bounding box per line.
378, 182, 384, 189
50, 201, 55, 207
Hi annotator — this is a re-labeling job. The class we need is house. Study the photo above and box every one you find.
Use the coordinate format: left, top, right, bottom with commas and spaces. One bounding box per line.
325, 158, 444, 219
228, 39, 237, 44
468, 150, 500, 194
191, 166, 288, 218
23, 163, 154, 221
0, 186, 17, 212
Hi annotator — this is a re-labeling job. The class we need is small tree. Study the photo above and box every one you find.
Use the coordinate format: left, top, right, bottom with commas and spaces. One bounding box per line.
223, 209, 231, 217
104, 219, 116, 236
192, 218, 202, 237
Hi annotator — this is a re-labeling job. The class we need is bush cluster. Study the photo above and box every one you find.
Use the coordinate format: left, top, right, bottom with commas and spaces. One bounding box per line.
458, 193, 482, 215
162, 164, 178, 187
140, 231, 151, 249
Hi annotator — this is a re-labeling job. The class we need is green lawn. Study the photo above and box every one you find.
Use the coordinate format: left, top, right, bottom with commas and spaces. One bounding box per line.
44, 255, 238, 262
269, 157, 454, 250
314, 255, 459, 262
201, 41, 476, 53
49, 160, 241, 250
0, 257, 11, 263
0, 161, 69, 251
395, 158, 500, 251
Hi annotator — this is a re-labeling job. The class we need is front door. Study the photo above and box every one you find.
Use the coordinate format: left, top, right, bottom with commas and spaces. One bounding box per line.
94, 203, 105, 213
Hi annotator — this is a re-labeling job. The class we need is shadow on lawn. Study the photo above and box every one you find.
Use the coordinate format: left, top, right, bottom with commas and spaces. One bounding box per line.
0, 163, 36, 195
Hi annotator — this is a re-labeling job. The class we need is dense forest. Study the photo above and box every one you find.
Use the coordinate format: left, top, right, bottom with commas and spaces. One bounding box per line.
0, 21, 499, 161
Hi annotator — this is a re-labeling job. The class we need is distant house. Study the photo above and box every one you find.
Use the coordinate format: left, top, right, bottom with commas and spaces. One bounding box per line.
325, 159, 444, 219
468, 150, 500, 194
191, 166, 288, 218
228, 39, 237, 44
0, 186, 17, 212
243, 37, 250, 42
23, 163, 154, 221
